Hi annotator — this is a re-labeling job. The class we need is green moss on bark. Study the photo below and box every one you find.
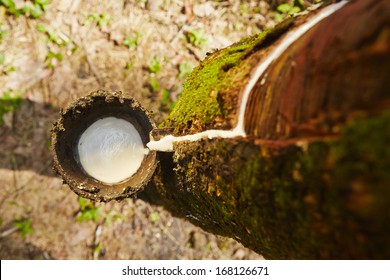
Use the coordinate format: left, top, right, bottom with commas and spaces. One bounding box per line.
161, 19, 294, 134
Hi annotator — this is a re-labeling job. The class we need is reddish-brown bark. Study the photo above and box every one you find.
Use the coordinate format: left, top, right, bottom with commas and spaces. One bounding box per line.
245, 0, 390, 139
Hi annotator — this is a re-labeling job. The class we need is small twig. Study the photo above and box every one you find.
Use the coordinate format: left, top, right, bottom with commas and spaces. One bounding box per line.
92, 224, 103, 260
0, 227, 18, 238
186, 44, 203, 61
169, 24, 187, 48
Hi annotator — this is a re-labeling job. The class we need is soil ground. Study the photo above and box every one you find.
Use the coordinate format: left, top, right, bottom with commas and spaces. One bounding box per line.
0, 0, 280, 259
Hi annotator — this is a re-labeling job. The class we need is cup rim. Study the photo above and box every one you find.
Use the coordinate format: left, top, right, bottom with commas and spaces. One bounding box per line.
51, 90, 157, 202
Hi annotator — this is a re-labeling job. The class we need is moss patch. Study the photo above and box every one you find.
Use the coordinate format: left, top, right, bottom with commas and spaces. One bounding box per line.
161, 19, 294, 134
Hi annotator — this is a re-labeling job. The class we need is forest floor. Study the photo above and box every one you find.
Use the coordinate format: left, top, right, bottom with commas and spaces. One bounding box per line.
0, 0, 284, 259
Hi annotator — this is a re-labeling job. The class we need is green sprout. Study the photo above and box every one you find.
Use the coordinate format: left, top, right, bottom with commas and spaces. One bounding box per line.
147, 56, 161, 74
277, 3, 301, 14
0, 0, 49, 18
13, 218, 34, 237
178, 61, 194, 79
0, 90, 23, 124
25, 0, 49, 19
123, 32, 141, 49
36, 23, 69, 46
185, 30, 207, 48
93, 242, 103, 258
76, 197, 101, 222
149, 76, 160, 92
0, 0, 22, 16
161, 89, 170, 106
274, 0, 308, 21
160, 89, 176, 112
0, 53, 16, 74
45, 50, 63, 68
125, 61, 134, 70
35, 23, 70, 68
123, 37, 137, 48
86, 13, 109, 28
1, 65, 15, 74
149, 212, 160, 223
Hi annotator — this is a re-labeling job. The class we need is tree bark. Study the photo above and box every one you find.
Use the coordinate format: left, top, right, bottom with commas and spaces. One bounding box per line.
141, 0, 390, 259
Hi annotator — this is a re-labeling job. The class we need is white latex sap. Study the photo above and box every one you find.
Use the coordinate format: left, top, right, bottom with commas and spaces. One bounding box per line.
77, 117, 149, 184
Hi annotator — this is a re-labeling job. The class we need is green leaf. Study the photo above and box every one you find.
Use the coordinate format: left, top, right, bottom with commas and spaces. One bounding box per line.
0, 0, 22, 16
161, 89, 170, 106
1, 0, 16, 11
294, 0, 306, 9
149, 76, 160, 92
78, 197, 87, 210
13, 219, 34, 237
6, 65, 15, 73
97, 13, 107, 28
48, 32, 60, 44
20, 5, 30, 14
148, 57, 161, 74
45, 51, 64, 67
76, 197, 101, 222
149, 212, 160, 222
34, 0, 49, 7
36, 23, 47, 33
92, 208, 101, 222
185, 30, 207, 47
274, 12, 284, 22
87, 13, 98, 22
29, 3, 44, 18
123, 37, 137, 48
77, 207, 101, 222
0, 0, 15, 7
277, 3, 292, 13
55, 52, 63, 61
86, 13, 109, 28
289, 6, 301, 15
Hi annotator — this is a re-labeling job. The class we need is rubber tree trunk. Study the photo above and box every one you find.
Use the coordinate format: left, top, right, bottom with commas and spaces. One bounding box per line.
140, 0, 390, 259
